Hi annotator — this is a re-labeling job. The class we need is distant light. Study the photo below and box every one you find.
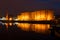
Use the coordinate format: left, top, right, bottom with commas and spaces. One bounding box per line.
13, 22, 19, 25
9, 17, 12, 21
14, 19, 19, 21
1, 17, 6, 20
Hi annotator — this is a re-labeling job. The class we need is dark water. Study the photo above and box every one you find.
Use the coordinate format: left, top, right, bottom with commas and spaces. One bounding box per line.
0, 24, 59, 40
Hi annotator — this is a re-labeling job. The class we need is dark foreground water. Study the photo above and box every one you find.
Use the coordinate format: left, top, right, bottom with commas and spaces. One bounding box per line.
0, 24, 60, 40
0, 31, 59, 40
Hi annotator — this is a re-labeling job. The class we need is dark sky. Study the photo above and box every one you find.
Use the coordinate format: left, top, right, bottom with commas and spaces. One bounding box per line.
0, 0, 60, 16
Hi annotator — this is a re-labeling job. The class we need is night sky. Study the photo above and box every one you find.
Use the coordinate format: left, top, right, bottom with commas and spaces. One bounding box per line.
0, 0, 60, 40
0, 0, 60, 16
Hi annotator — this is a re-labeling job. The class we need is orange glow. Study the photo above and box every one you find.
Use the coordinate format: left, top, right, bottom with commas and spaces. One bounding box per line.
17, 23, 30, 31
5, 13, 9, 29
31, 10, 54, 21
9, 17, 13, 21
47, 10, 54, 20
17, 12, 30, 21
9, 23, 12, 26
32, 24, 50, 33
17, 10, 54, 21
5, 23, 8, 29
6, 13, 8, 20
16, 23, 50, 33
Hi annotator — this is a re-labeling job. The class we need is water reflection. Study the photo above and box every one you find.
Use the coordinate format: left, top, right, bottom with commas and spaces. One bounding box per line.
32, 24, 50, 33
17, 23, 30, 31
0, 10, 54, 34
0, 23, 50, 33
16, 23, 50, 33
5, 23, 8, 29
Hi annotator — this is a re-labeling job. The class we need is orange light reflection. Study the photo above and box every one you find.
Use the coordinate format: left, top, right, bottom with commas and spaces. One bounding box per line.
5, 23, 8, 29
9, 23, 12, 26
16, 23, 50, 33
17, 23, 30, 31
32, 24, 50, 33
